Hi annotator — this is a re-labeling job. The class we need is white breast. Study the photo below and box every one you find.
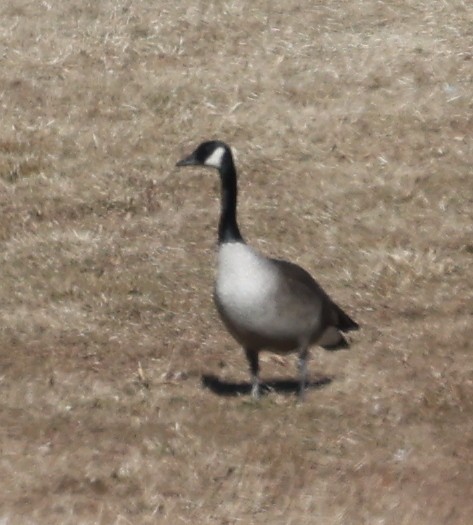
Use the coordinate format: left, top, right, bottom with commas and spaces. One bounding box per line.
215, 242, 278, 327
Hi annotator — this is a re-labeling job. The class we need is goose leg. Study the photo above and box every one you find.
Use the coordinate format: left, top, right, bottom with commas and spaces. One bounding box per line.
244, 348, 260, 399
297, 345, 309, 401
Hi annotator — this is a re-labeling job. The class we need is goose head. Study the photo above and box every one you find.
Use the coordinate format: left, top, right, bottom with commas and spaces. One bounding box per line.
176, 140, 232, 170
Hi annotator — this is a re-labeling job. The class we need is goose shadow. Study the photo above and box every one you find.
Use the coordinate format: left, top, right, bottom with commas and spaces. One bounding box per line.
201, 373, 333, 397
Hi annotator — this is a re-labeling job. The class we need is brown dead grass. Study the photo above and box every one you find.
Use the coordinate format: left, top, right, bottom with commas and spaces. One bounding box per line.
0, 0, 472, 523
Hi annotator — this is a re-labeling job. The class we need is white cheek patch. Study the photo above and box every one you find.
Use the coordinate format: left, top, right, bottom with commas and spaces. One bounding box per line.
204, 146, 225, 168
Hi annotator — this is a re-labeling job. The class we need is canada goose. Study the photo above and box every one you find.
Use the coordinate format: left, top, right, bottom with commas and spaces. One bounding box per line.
176, 140, 359, 400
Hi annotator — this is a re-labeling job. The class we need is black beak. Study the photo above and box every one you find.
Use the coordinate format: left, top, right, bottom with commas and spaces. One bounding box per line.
176, 152, 198, 167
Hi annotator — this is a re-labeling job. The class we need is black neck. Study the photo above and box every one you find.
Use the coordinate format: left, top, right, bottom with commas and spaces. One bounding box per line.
218, 154, 243, 244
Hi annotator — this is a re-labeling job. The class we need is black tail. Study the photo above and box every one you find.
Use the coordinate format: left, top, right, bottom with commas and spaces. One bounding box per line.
335, 305, 359, 332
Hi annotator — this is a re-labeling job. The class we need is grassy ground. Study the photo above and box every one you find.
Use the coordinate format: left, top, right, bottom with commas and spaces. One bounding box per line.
0, 0, 472, 523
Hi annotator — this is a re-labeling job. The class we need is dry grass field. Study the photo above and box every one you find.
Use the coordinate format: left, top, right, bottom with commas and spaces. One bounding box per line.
0, 0, 472, 523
